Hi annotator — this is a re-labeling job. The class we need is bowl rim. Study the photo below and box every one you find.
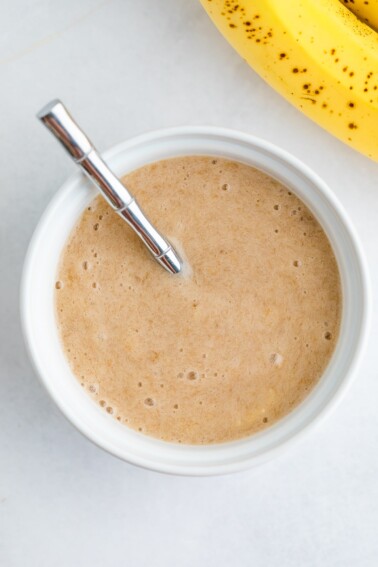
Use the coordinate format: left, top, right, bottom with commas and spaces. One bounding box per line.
20, 126, 371, 475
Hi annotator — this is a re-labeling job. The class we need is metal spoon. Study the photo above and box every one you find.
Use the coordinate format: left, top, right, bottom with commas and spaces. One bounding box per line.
37, 100, 182, 275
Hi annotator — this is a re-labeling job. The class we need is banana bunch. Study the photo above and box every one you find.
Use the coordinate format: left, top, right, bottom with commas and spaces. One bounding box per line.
341, 0, 378, 31
200, 0, 378, 161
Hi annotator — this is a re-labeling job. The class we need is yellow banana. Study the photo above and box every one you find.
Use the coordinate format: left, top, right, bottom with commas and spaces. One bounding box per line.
200, 0, 378, 161
341, 0, 378, 31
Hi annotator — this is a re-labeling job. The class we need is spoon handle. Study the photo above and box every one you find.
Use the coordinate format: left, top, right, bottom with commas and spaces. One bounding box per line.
37, 100, 182, 275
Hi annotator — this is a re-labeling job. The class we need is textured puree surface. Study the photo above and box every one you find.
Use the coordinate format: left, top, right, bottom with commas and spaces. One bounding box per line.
55, 156, 341, 444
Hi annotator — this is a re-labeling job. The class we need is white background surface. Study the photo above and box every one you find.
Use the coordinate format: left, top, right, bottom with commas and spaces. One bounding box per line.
1, 1, 378, 565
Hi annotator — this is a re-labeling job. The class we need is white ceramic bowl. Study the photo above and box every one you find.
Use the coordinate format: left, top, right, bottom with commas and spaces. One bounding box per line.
21, 127, 370, 475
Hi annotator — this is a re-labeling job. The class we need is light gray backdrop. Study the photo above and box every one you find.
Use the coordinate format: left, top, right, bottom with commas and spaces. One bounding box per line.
1, 1, 377, 565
